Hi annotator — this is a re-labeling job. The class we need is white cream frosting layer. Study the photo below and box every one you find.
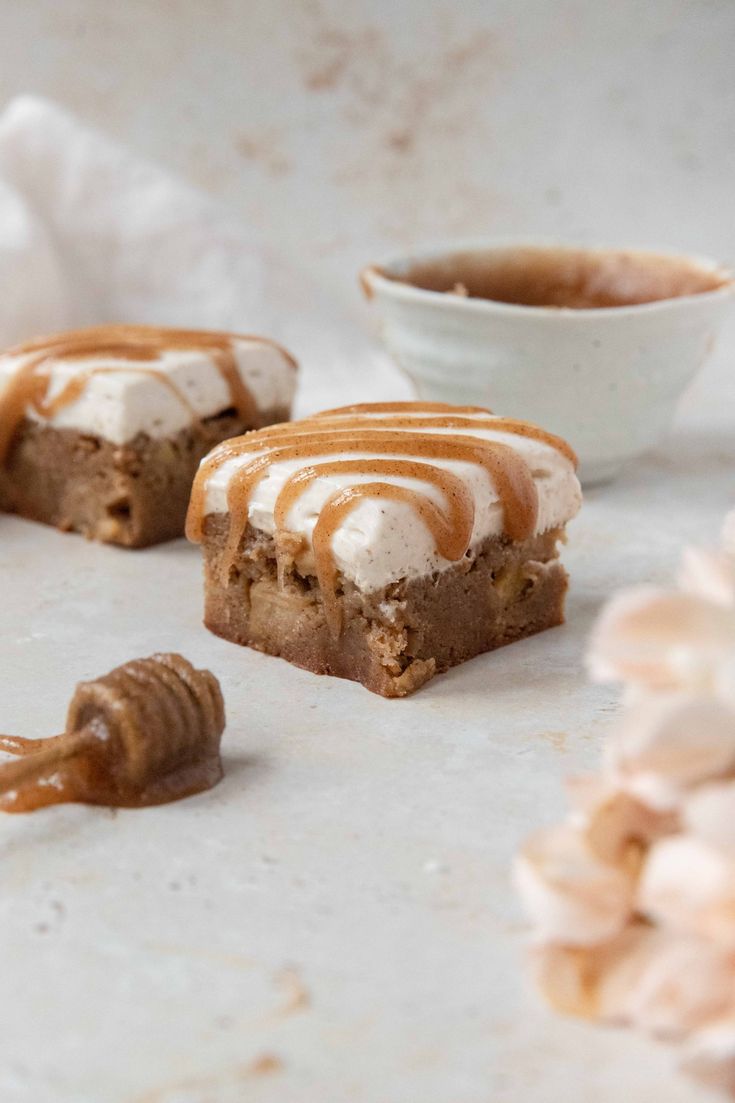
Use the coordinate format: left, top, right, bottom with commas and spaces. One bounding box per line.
0, 338, 295, 444
202, 410, 582, 592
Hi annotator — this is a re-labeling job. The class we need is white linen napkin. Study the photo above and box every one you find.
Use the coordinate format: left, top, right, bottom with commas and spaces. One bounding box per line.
0, 95, 408, 414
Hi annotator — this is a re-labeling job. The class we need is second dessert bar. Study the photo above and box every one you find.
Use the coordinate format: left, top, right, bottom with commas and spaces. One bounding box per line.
0, 325, 296, 547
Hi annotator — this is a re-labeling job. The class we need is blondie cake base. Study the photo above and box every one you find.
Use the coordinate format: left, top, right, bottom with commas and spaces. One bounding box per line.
0, 407, 288, 548
201, 518, 569, 697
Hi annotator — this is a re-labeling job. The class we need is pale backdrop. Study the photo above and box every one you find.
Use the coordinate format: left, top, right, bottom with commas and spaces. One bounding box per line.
2, 0, 733, 307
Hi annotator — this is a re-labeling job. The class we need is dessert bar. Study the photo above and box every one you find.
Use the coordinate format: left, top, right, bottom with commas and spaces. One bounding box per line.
0, 325, 296, 546
187, 401, 582, 696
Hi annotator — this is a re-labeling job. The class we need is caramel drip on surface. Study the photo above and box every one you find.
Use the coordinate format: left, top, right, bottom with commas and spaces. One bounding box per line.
0, 733, 67, 755
0, 324, 294, 464
0, 653, 225, 813
186, 402, 577, 636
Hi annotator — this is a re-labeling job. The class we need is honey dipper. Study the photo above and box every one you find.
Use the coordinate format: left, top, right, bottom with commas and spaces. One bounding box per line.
0, 654, 225, 812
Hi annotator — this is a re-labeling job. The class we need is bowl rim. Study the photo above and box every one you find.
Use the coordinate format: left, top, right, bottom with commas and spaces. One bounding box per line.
360, 237, 735, 318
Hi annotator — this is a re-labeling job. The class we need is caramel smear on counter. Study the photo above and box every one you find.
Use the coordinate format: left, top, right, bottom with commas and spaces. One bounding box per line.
0, 654, 225, 812
0, 324, 297, 465
187, 401, 578, 635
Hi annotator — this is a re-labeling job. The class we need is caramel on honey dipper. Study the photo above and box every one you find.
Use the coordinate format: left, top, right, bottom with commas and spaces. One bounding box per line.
0, 654, 225, 812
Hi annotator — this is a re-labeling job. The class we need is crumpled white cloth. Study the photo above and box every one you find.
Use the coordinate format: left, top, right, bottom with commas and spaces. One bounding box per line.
0, 95, 406, 414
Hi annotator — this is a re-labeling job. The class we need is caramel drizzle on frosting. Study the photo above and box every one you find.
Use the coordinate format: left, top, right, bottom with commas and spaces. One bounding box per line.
290, 460, 474, 633
186, 402, 578, 636
316, 400, 493, 417
0, 324, 296, 465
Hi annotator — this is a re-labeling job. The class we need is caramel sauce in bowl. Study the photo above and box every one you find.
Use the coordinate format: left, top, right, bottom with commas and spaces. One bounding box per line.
361, 241, 734, 485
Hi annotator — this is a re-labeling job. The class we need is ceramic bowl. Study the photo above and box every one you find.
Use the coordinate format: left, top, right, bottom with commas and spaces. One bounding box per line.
361, 240, 734, 485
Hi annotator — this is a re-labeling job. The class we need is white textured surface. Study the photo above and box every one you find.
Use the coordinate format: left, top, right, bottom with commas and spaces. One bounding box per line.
1, 322, 733, 1103
203, 408, 581, 592
2, 0, 733, 301
0, 2, 734, 1100
0, 339, 296, 444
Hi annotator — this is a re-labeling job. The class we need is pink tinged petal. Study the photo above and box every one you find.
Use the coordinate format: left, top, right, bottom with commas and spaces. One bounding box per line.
529, 941, 604, 1018
587, 586, 735, 691
567, 779, 675, 860
681, 1017, 735, 1096
715, 651, 735, 708
515, 825, 635, 946
547, 925, 735, 1037
639, 835, 735, 947
532, 925, 735, 1039
535, 924, 662, 1023
565, 774, 610, 816
591, 924, 659, 1023
602, 931, 735, 1040
607, 694, 735, 811
685, 781, 735, 854
678, 546, 735, 608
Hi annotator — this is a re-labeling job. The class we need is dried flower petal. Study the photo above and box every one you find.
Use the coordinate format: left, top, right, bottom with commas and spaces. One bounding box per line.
685, 781, 735, 855
519, 511, 735, 1094
682, 1018, 735, 1095
530, 941, 601, 1018
603, 930, 735, 1040
639, 835, 735, 948
679, 546, 735, 608
515, 824, 635, 946
587, 587, 735, 691
606, 694, 735, 811
567, 778, 674, 859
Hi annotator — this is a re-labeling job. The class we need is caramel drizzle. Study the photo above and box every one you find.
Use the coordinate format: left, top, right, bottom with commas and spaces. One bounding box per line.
0, 653, 225, 812
186, 403, 578, 635
0, 325, 296, 465
315, 401, 493, 417
252, 413, 577, 466
286, 460, 474, 634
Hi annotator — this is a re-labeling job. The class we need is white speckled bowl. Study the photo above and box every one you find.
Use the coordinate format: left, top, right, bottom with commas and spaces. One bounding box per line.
361, 240, 734, 485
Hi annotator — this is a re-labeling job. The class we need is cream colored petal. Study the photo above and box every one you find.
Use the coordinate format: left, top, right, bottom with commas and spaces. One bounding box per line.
606, 694, 735, 811
678, 546, 735, 608
681, 1016, 735, 1096
715, 651, 735, 709
685, 780, 735, 854
530, 923, 661, 1023
591, 924, 660, 1023
565, 774, 610, 816
639, 835, 735, 947
531, 924, 735, 1044
587, 587, 735, 691
529, 942, 602, 1018
604, 931, 735, 1040
567, 778, 674, 861
515, 824, 635, 946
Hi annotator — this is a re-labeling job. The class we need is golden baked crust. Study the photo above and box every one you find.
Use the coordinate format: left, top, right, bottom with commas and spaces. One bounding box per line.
0, 406, 289, 547
201, 517, 568, 697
